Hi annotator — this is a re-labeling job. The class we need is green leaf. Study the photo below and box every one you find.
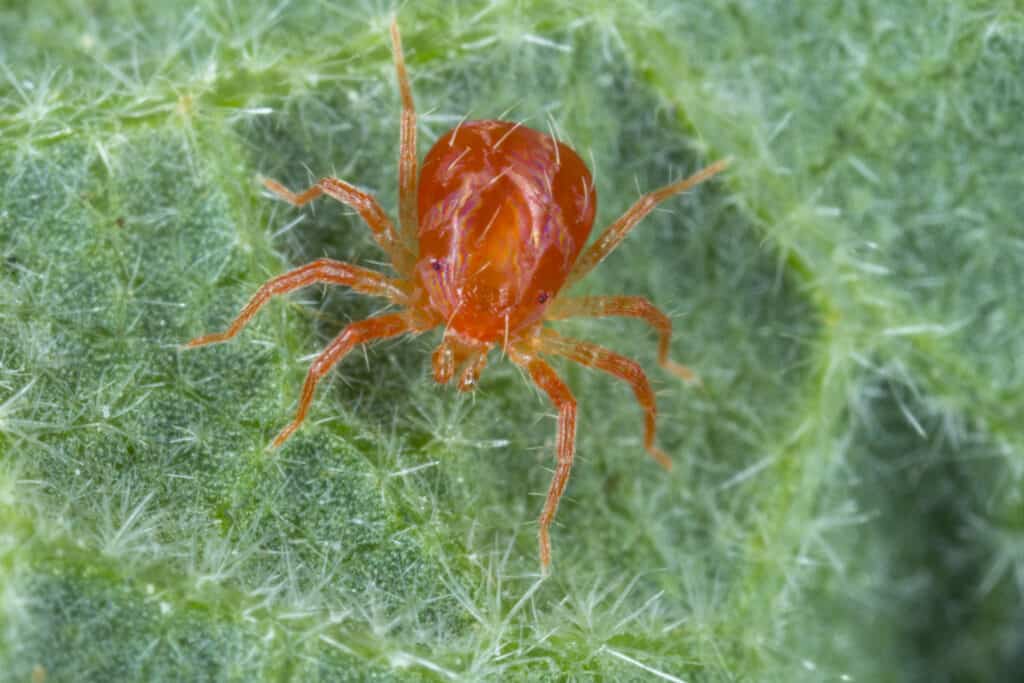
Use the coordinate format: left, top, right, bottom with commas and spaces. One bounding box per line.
2, 1, 1022, 680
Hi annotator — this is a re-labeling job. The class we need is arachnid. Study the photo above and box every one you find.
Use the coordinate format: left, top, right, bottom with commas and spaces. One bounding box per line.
185, 20, 727, 571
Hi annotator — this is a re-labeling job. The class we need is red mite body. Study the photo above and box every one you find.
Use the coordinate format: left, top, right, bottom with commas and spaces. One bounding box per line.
185, 20, 727, 571
415, 121, 595, 345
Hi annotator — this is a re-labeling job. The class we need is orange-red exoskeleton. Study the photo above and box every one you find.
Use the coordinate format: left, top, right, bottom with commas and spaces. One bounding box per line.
185, 20, 727, 571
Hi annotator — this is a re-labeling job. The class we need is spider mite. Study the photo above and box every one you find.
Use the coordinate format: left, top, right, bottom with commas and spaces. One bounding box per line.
184, 20, 728, 571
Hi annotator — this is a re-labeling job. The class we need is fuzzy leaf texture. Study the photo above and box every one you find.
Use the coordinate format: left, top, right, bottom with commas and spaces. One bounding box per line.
1, 1, 1022, 681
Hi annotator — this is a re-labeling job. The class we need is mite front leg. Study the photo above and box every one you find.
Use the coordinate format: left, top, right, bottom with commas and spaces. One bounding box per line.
511, 348, 577, 572
539, 329, 673, 471
183, 258, 406, 348
565, 158, 729, 287
270, 313, 412, 448
262, 177, 414, 275
545, 295, 699, 383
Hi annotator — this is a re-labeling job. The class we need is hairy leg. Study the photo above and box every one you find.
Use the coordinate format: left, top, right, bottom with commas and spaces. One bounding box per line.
510, 347, 577, 572
539, 329, 673, 470
262, 177, 415, 275
565, 158, 729, 287
183, 258, 406, 349
546, 295, 698, 383
390, 20, 419, 248
270, 313, 412, 448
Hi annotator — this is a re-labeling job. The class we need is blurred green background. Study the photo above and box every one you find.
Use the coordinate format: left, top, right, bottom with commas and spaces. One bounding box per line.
1, 1, 1022, 680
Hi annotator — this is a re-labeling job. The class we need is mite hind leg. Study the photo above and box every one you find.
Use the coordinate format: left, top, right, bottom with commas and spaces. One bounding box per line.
565, 158, 729, 287
389, 19, 419, 248
262, 177, 414, 274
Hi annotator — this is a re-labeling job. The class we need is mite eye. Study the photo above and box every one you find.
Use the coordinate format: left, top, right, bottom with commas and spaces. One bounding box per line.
537, 292, 549, 304
431, 259, 443, 272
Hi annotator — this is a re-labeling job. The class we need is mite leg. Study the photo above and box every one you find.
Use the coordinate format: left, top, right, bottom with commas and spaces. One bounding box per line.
510, 348, 577, 572
539, 329, 673, 471
270, 313, 412, 448
262, 177, 415, 275
545, 295, 698, 383
390, 19, 419, 248
565, 158, 729, 287
183, 258, 406, 348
